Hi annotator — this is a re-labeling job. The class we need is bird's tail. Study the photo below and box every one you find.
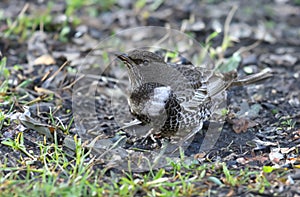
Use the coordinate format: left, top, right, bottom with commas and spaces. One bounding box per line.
207, 68, 273, 98
230, 68, 273, 87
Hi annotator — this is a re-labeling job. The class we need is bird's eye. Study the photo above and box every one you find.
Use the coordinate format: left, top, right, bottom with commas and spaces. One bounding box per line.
143, 60, 149, 66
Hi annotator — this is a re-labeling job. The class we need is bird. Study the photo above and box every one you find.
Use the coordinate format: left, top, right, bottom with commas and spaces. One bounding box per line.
116, 50, 272, 139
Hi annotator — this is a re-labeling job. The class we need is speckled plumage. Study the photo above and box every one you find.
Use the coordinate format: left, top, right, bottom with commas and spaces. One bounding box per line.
117, 50, 272, 137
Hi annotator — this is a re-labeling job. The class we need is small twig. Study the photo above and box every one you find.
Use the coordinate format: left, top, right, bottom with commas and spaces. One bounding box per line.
116, 119, 142, 131
25, 94, 48, 105
41, 69, 52, 82
154, 25, 171, 46
221, 5, 238, 58
46, 61, 70, 82
62, 74, 85, 90
84, 74, 126, 84
10, 3, 29, 32
236, 39, 262, 55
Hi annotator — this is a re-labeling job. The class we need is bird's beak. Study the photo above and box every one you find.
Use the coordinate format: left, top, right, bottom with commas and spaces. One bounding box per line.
115, 52, 134, 68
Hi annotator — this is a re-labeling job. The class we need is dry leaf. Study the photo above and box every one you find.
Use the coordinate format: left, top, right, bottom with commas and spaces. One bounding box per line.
34, 54, 56, 65
231, 118, 257, 133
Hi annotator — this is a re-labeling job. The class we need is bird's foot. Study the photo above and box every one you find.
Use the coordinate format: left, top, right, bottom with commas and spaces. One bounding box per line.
130, 128, 163, 150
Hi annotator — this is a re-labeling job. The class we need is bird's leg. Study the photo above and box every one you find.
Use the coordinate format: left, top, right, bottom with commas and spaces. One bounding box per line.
141, 128, 154, 139
139, 128, 158, 145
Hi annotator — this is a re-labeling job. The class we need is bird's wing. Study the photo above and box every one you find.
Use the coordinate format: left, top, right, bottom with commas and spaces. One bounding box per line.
171, 65, 235, 110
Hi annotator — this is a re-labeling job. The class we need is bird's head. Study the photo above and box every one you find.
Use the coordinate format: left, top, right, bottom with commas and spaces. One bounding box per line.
116, 50, 165, 89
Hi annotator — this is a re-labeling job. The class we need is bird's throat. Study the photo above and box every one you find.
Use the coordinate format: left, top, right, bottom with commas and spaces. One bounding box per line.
127, 68, 144, 90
